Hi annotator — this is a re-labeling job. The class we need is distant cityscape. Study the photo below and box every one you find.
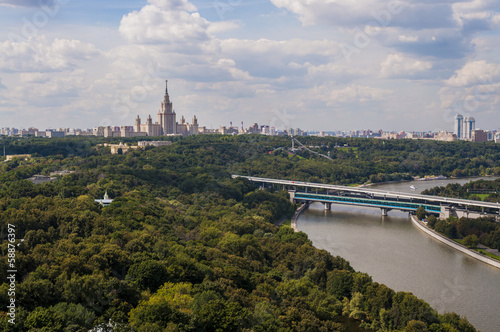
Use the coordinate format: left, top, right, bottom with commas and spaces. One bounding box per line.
1, 82, 499, 143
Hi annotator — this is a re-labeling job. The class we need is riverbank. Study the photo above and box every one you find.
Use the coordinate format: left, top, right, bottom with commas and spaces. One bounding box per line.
291, 203, 308, 232
410, 215, 500, 270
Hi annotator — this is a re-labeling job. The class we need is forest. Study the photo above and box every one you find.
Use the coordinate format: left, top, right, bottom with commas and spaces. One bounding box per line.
421, 179, 500, 253
0, 134, 491, 331
422, 178, 500, 203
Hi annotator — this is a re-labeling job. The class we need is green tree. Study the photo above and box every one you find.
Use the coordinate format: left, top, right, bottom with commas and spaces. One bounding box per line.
416, 206, 426, 220
462, 234, 479, 248
126, 260, 168, 292
405, 320, 429, 331
427, 215, 438, 228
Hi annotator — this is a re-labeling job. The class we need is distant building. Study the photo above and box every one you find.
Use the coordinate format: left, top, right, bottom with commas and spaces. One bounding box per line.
28, 175, 57, 184
102, 142, 141, 154
382, 132, 405, 139
50, 170, 75, 176
471, 129, 487, 142
95, 191, 113, 207
454, 114, 463, 139
138, 141, 172, 147
5, 154, 31, 161
19, 128, 37, 137
463, 117, 475, 140
103, 126, 120, 138
436, 131, 458, 142
486, 130, 495, 141
495, 132, 500, 143
134, 81, 199, 137
45, 130, 65, 138
93, 127, 105, 137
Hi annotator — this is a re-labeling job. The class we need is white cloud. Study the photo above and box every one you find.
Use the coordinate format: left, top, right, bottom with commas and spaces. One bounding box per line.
398, 35, 419, 42
270, 0, 494, 61
19, 72, 51, 83
219, 38, 340, 81
119, 0, 219, 54
0, 78, 6, 89
380, 54, 432, 78
492, 13, 500, 27
270, 0, 460, 29
316, 84, 392, 104
439, 84, 500, 114
445, 60, 500, 87
216, 58, 251, 80
207, 21, 243, 34
0, 0, 56, 7
0, 36, 100, 72
148, 0, 196, 12
0, 0, 498, 131
439, 58, 500, 118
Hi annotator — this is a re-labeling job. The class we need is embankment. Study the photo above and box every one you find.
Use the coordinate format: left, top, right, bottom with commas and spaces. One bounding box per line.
410, 215, 500, 270
291, 203, 308, 232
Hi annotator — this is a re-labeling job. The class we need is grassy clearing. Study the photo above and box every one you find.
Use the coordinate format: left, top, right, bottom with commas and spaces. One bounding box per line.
476, 249, 500, 261
281, 219, 291, 227
453, 239, 500, 261
473, 194, 489, 201
288, 154, 305, 159
337, 147, 358, 152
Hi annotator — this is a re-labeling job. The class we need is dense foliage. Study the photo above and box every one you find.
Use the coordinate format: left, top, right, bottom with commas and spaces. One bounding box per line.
422, 178, 500, 203
422, 179, 500, 251
0, 135, 482, 331
3, 135, 500, 186
423, 214, 500, 252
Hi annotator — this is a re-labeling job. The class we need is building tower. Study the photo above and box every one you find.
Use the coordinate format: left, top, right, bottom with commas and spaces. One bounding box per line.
463, 117, 476, 140
463, 117, 470, 139
135, 115, 141, 133
469, 117, 476, 139
454, 114, 463, 139
158, 80, 176, 135
191, 115, 199, 135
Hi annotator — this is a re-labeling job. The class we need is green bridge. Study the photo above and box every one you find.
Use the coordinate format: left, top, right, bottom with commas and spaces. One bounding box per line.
294, 192, 442, 215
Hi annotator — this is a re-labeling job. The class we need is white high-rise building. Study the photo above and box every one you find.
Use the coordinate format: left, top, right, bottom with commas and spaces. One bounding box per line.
463, 117, 476, 140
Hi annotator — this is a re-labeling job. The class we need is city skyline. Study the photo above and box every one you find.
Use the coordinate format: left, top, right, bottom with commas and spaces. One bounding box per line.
0, 0, 500, 131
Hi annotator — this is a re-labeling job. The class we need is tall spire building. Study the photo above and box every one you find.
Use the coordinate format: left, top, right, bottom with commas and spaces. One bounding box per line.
131, 80, 199, 137
158, 80, 176, 135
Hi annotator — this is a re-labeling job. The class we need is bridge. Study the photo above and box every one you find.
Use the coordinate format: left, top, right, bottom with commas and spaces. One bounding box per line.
232, 175, 500, 218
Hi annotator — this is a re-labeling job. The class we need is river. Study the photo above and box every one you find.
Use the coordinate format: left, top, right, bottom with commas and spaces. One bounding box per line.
296, 176, 500, 332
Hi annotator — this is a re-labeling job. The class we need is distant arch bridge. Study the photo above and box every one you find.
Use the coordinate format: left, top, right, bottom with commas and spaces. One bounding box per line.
232, 175, 500, 218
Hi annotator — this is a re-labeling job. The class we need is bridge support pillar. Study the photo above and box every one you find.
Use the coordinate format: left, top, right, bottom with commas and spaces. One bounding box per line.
440, 206, 451, 219
324, 203, 331, 210
381, 208, 389, 216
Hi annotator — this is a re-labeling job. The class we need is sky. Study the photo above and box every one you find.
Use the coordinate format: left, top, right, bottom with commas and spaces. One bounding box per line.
0, 0, 499, 132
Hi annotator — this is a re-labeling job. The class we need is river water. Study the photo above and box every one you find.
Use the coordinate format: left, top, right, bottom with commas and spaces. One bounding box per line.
296, 177, 500, 332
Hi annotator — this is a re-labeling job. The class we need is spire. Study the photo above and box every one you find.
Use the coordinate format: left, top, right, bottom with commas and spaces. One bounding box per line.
164, 80, 170, 104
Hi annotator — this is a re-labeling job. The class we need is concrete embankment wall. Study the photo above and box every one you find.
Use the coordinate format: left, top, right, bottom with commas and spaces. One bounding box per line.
410, 215, 500, 270
291, 203, 308, 232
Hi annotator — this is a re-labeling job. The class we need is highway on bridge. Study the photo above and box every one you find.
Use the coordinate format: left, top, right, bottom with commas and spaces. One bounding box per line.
232, 175, 500, 218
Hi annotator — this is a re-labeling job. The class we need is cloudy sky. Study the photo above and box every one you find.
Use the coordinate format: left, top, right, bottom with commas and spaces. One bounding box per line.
0, 0, 499, 131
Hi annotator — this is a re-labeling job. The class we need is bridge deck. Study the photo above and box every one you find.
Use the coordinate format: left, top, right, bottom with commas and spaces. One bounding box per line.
295, 192, 442, 213
232, 175, 500, 212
